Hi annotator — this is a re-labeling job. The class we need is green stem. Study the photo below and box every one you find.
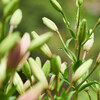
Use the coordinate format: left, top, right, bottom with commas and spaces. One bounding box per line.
77, 44, 81, 60
77, 64, 99, 89
66, 81, 74, 94
0, 18, 6, 41
56, 74, 60, 96
75, 7, 80, 57
90, 21, 100, 36
47, 89, 54, 100
86, 91, 91, 100
97, 89, 100, 100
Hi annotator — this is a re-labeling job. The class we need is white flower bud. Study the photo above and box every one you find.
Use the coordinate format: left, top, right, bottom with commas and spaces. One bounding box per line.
83, 29, 94, 52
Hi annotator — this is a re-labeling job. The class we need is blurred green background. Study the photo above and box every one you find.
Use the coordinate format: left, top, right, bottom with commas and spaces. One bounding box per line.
0, 0, 100, 99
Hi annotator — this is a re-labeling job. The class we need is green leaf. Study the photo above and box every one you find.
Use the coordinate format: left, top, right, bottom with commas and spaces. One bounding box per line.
22, 61, 31, 80
78, 81, 100, 92
66, 91, 75, 100
72, 60, 82, 72
68, 28, 76, 39
42, 60, 51, 78
57, 80, 64, 92
7, 85, 17, 97
66, 38, 73, 48
64, 66, 69, 79
78, 19, 87, 45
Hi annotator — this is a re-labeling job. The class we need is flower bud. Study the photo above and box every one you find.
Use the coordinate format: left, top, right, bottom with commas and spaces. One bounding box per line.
35, 57, 42, 68
96, 53, 100, 64
61, 62, 67, 74
0, 32, 20, 55
51, 55, 61, 75
42, 60, 51, 78
22, 61, 31, 80
1, 0, 10, 6
7, 33, 30, 70
31, 31, 52, 58
49, 0, 63, 13
18, 82, 44, 100
4, 0, 19, 18
83, 29, 94, 52
42, 17, 58, 32
28, 58, 48, 88
78, 19, 87, 45
72, 59, 93, 82
10, 9, 22, 27
76, 0, 83, 7
29, 32, 53, 51
13, 72, 24, 94
49, 75, 56, 90
98, 18, 100, 24
0, 58, 7, 88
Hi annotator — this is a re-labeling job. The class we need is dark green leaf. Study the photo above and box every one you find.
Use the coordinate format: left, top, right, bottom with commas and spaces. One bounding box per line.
66, 91, 75, 100
78, 81, 100, 92
72, 60, 82, 72
66, 38, 73, 48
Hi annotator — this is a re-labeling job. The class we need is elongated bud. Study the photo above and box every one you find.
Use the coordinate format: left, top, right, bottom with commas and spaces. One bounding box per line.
0, 58, 7, 88
28, 58, 48, 88
42, 17, 58, 32
1, 0, 11, 6
76, 0, 83, 7
13, 72, 24, 94
96, 53, 100, 64
61, 62, 67, 74
83, 29, 94, 52
0, 32, 20, 54
18, 82, 44, 100
10, 9, 22, 27
51, 55, 61, 75
49, 75, 56, 90
42, 60, 51, 78
31, 31, 52, 58
78, 19, 87, 45
72, 59, 93, 82
22, 61, 31, 80
98, 18, 100, 24
35, 57, 42, 68
4, 0, 19, 17
29, 32, 52, 51
49, 0, 63, 13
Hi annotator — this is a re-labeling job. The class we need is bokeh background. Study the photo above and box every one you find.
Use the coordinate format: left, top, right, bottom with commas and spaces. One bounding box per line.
0, 0, 100, 99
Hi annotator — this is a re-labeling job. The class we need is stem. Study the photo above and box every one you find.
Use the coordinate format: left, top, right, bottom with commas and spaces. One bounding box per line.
77, 64, 99, 89
56, 31, 68, 53
77, 44, 81, 60
90, 21, 100, 36
82, 51, 87, 60
56, 74, 60, 96
0, 18, 6, 41
97, 89, 100, 100
75, 7, 80, 57
66, 81, 74, 94
9, 25, 14, 35
86, 91, 91, 100
47, 89, 54, 100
